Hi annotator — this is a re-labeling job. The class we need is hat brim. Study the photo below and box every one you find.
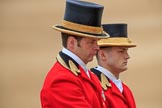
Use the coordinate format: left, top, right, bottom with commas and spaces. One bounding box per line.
98, 38, 136, 48
99, 43, 136, 48
52, 25, 110, 39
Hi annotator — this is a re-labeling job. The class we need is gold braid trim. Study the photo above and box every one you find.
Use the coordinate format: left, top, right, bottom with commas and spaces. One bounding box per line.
98, 38, 136, 47
62, 20, 103, 34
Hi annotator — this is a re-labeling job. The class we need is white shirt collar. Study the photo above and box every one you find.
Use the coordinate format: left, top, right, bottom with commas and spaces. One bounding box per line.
95, 65, 117, 81
62, 48, 90, 77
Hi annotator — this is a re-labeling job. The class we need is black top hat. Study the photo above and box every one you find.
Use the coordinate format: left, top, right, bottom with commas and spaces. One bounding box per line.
53, 0, 109, 39
98, 24, 136, 47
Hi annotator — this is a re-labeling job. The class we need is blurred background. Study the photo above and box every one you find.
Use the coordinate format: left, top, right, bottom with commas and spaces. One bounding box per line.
1, 0, 162, 108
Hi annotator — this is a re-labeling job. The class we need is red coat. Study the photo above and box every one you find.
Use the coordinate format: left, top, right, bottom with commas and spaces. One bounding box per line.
40, 52, 106, 108
91, 68, 136, 108
104, 80, 136, 108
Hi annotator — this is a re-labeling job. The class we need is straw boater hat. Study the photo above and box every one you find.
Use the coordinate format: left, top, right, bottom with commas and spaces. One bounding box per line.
98, 24, 136, 47
52, 0, 109, 39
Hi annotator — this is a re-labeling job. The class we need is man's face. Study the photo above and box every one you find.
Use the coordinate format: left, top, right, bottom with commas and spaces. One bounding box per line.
74, 37, 99, 64
104, 46, 130, 73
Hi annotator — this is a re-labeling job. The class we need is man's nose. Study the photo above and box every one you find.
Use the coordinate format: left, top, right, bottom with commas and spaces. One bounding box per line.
125, 52, 130, 59
94, 43, 100, 50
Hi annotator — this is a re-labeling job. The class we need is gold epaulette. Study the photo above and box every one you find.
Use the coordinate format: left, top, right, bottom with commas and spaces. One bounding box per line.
57, 54, 80, 76
101, 73, 111, 90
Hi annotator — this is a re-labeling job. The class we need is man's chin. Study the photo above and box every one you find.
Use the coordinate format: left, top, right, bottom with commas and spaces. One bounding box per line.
122, 68, 127, 72
87, 57, 93, 63
119, 67, 127, 72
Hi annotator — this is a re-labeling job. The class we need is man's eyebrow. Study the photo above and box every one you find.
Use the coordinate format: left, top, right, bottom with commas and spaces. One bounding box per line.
120, 47, 128, 50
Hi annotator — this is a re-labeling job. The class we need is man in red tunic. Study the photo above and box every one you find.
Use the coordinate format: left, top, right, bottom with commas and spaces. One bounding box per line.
91, 24, 136, 108
40, 0, 109, 108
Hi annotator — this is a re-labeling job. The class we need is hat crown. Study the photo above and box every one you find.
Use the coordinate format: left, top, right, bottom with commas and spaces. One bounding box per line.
53, 0, 109, 39
64, 0, 104, 27
102, 24, 127, 37
98, 23, 136, 47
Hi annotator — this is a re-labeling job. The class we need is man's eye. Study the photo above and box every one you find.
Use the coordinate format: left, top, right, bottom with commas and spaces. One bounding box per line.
89, 41, 95, 44
119, 50, 124, 53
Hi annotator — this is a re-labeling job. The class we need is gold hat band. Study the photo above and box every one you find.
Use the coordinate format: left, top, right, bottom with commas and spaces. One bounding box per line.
98, 38, 136, 47
62, 20, 103, 34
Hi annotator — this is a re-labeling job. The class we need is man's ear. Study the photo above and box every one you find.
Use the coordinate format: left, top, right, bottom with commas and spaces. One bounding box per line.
98, 49, 107, 61
67, 36, 76, 49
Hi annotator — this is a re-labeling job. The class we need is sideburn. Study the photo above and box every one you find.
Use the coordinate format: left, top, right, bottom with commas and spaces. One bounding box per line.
75, 36, 83, 47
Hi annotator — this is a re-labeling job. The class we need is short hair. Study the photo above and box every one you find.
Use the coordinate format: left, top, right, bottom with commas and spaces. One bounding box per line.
61, 33, 83, 48
96, 46, 112, 61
